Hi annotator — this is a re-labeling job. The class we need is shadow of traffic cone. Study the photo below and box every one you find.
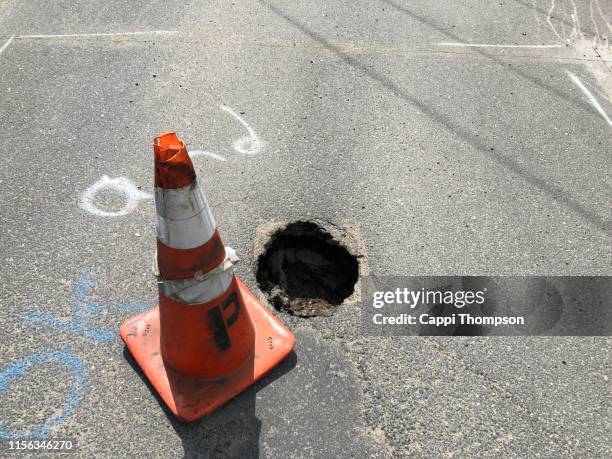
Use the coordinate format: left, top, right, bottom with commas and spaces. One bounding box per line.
120, 132, 295, 421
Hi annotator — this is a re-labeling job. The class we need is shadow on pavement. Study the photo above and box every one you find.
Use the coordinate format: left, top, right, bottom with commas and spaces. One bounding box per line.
259, 0, 610, 235
379, 0, 594, 115
123, 347, 297, 458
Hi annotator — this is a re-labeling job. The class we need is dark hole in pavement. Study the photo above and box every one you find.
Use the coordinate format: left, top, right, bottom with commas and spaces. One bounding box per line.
256, 221, 359, 317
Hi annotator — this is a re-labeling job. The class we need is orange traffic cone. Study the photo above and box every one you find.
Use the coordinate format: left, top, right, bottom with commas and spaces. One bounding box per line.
120, 132, 295, 421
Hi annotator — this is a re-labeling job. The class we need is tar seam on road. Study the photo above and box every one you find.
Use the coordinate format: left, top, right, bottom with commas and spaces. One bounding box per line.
378, 0, 606, 123
260, 0, 611, 235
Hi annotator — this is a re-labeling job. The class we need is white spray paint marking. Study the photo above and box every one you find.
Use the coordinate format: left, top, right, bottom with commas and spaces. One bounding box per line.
567, 71, 612, 126
567, 0, 585, 42
436, 42, 564, 48
548, 0, 563, 40
80, 176, 152, 217
189, 150, 228, 161
559, 1, 569, 39
0, 36, 13, 55
571, 0, 586, 41
15, 31, 178, 40
221, 105, 266, 155
591, 0, 602, 47
595, 0, 612, 35
569, 10, 579, 41
539, 1, 612, 100
546, 0, 611, 49
566, 1, 578, 42
532, 0, 543, 41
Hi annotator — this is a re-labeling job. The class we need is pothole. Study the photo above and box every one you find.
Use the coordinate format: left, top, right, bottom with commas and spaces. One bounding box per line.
256, 221, 360, 317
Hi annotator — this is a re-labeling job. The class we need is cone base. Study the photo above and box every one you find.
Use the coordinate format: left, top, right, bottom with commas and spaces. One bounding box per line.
119, 277, 296, 422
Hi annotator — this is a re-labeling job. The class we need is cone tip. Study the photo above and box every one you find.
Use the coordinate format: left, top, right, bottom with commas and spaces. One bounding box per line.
154, 132, 195, 189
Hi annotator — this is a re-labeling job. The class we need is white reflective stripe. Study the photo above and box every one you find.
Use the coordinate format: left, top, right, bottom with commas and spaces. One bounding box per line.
156, 212, 215, 249
160, 262, 234, 304
152, 246, 239, 278
155, 181, 214, 220
155, 180, 216, 249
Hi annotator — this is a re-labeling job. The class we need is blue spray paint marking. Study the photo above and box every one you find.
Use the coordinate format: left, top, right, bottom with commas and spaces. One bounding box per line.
0, 351, 86, 439
26, 273, 151, 343
26, 311, 115, 342
5, 273, 150, 437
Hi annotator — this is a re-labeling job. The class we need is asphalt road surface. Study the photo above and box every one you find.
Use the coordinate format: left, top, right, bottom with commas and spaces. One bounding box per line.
0, 1, 610, 457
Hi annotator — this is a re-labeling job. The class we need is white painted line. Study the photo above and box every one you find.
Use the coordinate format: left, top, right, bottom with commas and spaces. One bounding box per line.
15, 30, 178, 40
80, 176, 152, 217
570, 0, 585, 41
566, 71, 612, 127
590, 0, 601, 45
0, 36, 14, 55
189, 150, 228, 162
221, 105, 266, 155
435, 42, 565, 49
595, 0, 612, 34
547, 0, 563, 40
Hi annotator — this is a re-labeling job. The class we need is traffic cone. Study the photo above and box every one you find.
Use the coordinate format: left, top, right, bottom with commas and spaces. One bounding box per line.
120, 132, 295, 421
